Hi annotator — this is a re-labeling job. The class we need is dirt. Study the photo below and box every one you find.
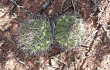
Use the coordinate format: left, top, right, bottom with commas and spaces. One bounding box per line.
0, 0, 110, 70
